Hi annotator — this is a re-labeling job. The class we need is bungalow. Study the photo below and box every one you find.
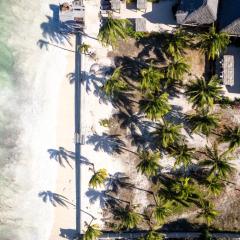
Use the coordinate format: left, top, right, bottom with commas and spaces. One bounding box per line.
218, 0, 240, 37
175, 0, 240, 37
175, 0, 219, 26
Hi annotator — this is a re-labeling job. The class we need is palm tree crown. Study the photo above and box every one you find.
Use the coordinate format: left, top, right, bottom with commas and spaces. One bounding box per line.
185, 75, 222, 110
136, 151, 161, 177
171, 177, 197, 201
165, 29, 190, 60
219, 125, 240, 152
166, 57, 190, 80
198, 25, 230, 60
139, 93, 171, 121
140, 65, 165, 93
83, 224, 102, 240
78, 42, 91, 54
102, 67, 128, 98
187, 111, 219, 136
98, 15, 131, 48
114, 205, 142, 230
153, 121, 183, 149
200, 144, 235, 180
153, 200, 172, 224
169, 143, 195, 168
198, 200, 219, 225
89, 168, 108, 188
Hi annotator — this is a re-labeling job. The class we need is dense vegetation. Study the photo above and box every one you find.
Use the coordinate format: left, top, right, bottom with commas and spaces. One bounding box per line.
80, 16, 239, 240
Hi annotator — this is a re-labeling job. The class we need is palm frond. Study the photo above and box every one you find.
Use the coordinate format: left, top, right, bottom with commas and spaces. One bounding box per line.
89, 168, 108, 188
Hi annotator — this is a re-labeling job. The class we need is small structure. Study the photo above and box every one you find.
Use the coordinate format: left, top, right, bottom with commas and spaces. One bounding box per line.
110, 0, 120, 12
223, 55, 234, 86
175, 0, 219, 26
218, 0, 240, 37
137, 0, 147, 12
135, 18, 146, 32
59, 0, 85, 31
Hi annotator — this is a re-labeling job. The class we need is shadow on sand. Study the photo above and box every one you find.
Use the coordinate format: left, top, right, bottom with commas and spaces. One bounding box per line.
38, 4, 72, 47
86, 133, 126, 155
48, 147, 75, 168
38, 191, 75, 207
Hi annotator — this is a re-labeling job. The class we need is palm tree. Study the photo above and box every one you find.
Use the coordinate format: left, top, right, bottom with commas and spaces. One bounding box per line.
102, 67, 128, 98
166, 57, 190, 80
153, 200, 172, 224
153, 121, 183, 149
140, 64, 165, 93
136, 151, 161, 177
205, 178, 224, 196
89, 168, 108, 188
187, 111, 219, 136
171, 177, 197, 201
139, 93, 171, 121
165, 29, 190, 60
185, 75, 222, 110
114, 205, 142, 230
143, 231, 164, 240
98, 15, 131, 48
219, 125, 240, 152
198, 25, 230, 60
198, 200, 219, 225
83, 223, 102, 240
78, 42, 91, 54
169, 143, 195, 169
200, 144, 235, 180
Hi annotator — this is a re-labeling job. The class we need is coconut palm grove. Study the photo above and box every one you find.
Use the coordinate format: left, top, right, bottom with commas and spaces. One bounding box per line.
79, 14, 240, 240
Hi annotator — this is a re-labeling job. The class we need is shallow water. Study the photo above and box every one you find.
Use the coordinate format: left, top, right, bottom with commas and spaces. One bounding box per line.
0, 0, 69, 239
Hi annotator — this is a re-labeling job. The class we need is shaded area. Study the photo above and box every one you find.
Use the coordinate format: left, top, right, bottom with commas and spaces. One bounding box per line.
38, 191, 75, 207
39, 4, 72, 45
37, 39, 75, 52
48, 147, 75, 168
87, 133, 126, 155
142, 1, 176, 25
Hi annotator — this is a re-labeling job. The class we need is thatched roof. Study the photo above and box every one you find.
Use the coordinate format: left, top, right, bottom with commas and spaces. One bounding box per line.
218, 0, 240, 36
176, 0, 219, 25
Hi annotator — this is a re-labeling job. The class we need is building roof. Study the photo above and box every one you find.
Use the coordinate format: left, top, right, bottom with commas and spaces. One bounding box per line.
218, 0, 240, 36
137, 0, 147, 10
176, 0, 219, 25
135, 18, 146, 32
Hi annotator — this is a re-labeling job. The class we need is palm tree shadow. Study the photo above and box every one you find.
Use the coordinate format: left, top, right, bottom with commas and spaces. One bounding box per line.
81, 71, 109, 105
85, 189, 109, 208
106, 172, 133, 194
67, 72, 76, 84
47, 147, 75, 168
86, 133, 126, 155
135, 33, 166, 63
38, 191, 74, 207
39, 4, 72, 46
85, 189, 122, 209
